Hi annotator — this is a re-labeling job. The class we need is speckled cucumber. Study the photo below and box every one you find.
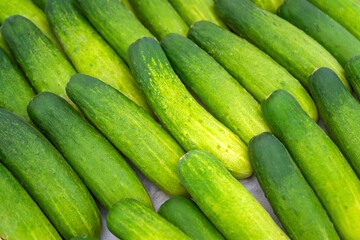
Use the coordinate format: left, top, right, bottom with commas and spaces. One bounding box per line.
262, 89, 360, 240
345, 55, 360, 98
128, 37, 251, 178
250, 0, 283, 13
0, 109, 101, 239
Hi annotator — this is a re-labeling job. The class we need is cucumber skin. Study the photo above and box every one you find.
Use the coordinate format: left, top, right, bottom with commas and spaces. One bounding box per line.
345, 55, 360, 98
0, 162, 62, 240
249, 132, 339, 240
188, 21, 318, 121
0, 33, 12, 59
250, 0, 283, 13
128, 37, 251, 178
178, 150, 288, 240
278, 0, 360, 67
28, 92, 152, 210
66, 74, 187, 196
158, 196, 224, 240
161, 33, 270, 144
262, 90, 360, 240
107, 199, 191, 240
0, 48, 35, 121
214, 0, 349, 90
32, 0, 47, 10
71, 237, 99, 240
0, 109, 101, 239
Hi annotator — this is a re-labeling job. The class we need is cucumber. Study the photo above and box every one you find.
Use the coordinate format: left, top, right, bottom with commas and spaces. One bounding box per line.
66, 74, 187, 196
178, 150, 288, 240
32, 0, 47, 10
0, 162, 62, 240
0, 32, 12, 58
128, 37, 251, 178
214, 0, 349, 90
250, 0, 283, 13
158, 196, 225, 240
107, 199, 191, 240
0, 109, 101, 239
0, 48, 35, 121
46, 0, 154, 118
28, 92, 153, 210
188, 21, 318, 121
121, 0, 136, 13
127, 0, 189, 39
278, 0, 360, 67
262, 89, 360, 240
345, 55, 360, 98
161, 33, 270, 144
1, 15, 76, 102
71, 237, 100, 240
249, 132, 339, 240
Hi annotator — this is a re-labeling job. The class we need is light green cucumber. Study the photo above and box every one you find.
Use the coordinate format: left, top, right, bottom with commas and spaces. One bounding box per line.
121, 0, 136, 13
345, 55, 360, 98
250, 0, 283, 13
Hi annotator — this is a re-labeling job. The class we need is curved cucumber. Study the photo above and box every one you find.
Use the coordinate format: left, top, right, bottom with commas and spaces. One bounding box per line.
250, 0, 283, 13
158, 196, 224, 240
66, 74, 186, 196
178, 150, 288, 240
345, 55, 360, 98
262, 89, 360, 240
28, 92, 152, 210
249, 132, 339, 240
129, 37, 251, 178
0, 109, 101, 239
161, 33, 270, 144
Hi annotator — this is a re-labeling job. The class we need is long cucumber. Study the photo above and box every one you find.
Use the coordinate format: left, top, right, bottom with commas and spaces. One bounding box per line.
345, 55, 360, 98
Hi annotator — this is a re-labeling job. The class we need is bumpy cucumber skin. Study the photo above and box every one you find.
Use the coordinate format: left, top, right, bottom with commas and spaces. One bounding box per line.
188, 21, 318, 121
214, 0, 349, 91
158, 196, 225, 240
107, 199, 191, 240
161, 33, 270, 144
0, 162, 62, 240
128, 0, 189, 39
178, 150, 288, 240
66, 74, 187, 196
262, 90, 360, 240
345, 55, 360, 98
28, 92, 152, 210
250, 0, 283, 13
128, 37, 251, 178
249, 132, 339, 240
0, 109, 101, 239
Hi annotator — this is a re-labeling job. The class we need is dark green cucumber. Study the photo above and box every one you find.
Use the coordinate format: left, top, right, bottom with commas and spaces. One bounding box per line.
250, 0, 283, 13
262, 89, 360, 240
278, 0, 360, 67
0, 48, 35, 120
0, 33, 12, 58
0, 109, 101, 239
158, 196, 225, 240
66, 74, 187, 196
28, 92, 152, 210
178, 150, 288, 240
345, 55, 360, 98
128, 0, 189, 39
249, 132, 339, 240
214, 0, 349, 90
32, 0, 47, 10
161, 33, 270, 144
128, 37, 251, 178
107, 199, 191, 240
188, 21, 318, 121
0, 162, 62, 240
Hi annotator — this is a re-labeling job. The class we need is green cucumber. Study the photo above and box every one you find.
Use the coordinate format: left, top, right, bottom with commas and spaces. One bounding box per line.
214, 0, 349, 90
161, 33, 270, 144
128, 37, 251, 178
32, 0, 47, 10
158, 196, 225, 240
249, 132, 339, 240
107, 199, 191, 240
278, 0, 360, 67
66, 74, 187, 196
0, 48, 35, 120
121, 0, 136, 13
188, 21, 317, 121
127, 0, 189, 39
0, 109, 101, 239
178, 150, 288, 240
0, 32, 12, 58
71, 237, 100, 240
28, 92, 153, 210
262, 89, 360, 240
0, 162, 62, 240
250, 0, 283, 13
345, 55, 360, 98
1, 15, 76, 101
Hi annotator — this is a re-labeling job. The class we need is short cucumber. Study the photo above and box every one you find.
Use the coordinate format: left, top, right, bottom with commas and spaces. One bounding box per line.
0, 109, 101, 239
178, 150, 288, 240
161, 33, 270, 144
262, 89, 360, 240
249, 132, 339, 240
250, 0, 283, 13
107, 199, 191, 240
128, 37, 251, 178
158, 196, 225, 240
345, 55, 360, 98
